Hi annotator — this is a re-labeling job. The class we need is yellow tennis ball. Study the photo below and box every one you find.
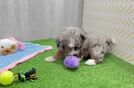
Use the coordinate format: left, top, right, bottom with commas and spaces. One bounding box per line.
0, 71, 14, 86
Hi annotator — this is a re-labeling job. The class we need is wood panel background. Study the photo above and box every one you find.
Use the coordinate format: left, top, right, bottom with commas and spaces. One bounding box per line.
0, 0, 83, 41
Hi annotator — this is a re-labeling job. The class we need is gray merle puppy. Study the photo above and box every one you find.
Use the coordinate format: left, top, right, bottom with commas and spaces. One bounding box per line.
45, 27, 116, 65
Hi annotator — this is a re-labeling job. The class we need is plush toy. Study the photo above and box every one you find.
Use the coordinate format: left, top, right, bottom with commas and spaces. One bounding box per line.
64, 56, 79, 69
0, 68, 37, 86
0, 37, 25, 55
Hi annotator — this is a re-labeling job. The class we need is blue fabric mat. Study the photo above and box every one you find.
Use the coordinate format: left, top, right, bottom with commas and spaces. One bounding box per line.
0, 42, 52, 72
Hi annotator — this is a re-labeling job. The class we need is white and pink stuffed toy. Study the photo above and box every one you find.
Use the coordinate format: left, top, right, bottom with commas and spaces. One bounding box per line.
0, 37, 25, 55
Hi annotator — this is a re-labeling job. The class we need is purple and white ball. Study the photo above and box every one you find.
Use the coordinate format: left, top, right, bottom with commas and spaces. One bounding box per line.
64, 56, 79, 69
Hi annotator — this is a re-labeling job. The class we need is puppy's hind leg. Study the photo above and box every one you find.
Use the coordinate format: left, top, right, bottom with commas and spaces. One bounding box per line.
44, 50, 64, 62
85, 45, 105, 65
85, 58, 104, 65
85, 59, 96, 65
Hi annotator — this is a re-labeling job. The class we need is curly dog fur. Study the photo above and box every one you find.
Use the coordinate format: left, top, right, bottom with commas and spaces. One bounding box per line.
45, 26, 115, 65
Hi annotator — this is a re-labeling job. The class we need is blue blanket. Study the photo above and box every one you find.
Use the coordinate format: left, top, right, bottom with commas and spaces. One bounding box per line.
0, 42, 52, 73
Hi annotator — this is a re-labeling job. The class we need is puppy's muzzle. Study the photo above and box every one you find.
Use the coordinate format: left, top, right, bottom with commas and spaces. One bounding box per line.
68, 50, 79, 56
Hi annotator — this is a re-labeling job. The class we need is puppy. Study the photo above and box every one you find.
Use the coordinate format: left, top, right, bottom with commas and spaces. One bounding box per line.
80, 33, 116, 65
45, 26, 87, 62
45, 27, 115, 65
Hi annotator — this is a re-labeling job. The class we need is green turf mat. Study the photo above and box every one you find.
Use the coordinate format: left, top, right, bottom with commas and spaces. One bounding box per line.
1, 39, 134, 88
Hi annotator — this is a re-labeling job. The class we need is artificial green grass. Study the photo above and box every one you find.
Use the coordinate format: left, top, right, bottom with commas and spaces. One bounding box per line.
1, 39, 134, 88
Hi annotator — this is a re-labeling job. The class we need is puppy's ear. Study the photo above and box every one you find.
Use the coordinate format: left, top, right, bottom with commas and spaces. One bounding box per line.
80, 32, 86, 42
80, 28, 87, 42
80, 34, 85, 40
56, 36, 63, 48
80, 34, 85, 41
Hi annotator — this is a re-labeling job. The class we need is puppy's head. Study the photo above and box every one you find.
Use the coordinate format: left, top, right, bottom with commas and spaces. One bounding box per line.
56, 27, 86, 56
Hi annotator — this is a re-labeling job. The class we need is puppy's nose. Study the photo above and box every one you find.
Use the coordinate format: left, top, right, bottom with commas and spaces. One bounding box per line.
74, 54, 78, 57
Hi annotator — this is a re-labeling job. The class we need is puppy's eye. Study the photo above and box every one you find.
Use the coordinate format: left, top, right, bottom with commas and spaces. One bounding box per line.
101, 51, 104, 54
74, 47, 78, 50
62, 45, 65, 49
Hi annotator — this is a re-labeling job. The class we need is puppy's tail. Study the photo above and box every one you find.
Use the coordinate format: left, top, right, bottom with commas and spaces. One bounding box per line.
106, 38, 116, 46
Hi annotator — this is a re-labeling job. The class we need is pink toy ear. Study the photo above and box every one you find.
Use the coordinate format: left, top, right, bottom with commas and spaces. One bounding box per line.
17, 41, 25, 50
7, 37, 25, 50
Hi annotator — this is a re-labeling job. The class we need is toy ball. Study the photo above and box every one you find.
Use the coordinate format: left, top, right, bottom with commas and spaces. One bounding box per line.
0, 71, 14, 86
64, 56, 79, 69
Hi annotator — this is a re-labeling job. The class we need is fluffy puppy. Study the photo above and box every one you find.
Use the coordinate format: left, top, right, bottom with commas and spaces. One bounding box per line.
45, 26, 87, 62
45, 27, 115, 65
80, 33, 116, 65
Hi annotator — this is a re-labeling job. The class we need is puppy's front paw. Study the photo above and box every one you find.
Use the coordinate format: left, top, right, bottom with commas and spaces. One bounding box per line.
85, 59, 96, 65
44, 56, 56, 62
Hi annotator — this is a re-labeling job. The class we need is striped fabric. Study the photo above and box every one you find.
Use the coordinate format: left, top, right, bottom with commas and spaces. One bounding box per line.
82, 0, 134, 64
